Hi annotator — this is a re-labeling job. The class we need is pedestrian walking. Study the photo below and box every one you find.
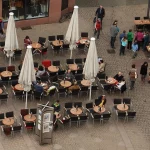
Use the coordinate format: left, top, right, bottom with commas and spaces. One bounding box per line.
119, 30, 126, 43
143, 32, 150, 51
132, 40, 138, 58
135, 29, 144, 50
95, 5, 105, 27
140, 62, 148, 83
110, 22, 119, 49
94, 19, 101, 39
129, 64, 137, 90
120, 36, 127, 55
127, 29, 134, 50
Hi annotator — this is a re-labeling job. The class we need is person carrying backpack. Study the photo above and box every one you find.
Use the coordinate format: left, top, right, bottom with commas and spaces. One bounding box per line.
94, 18, 101, 39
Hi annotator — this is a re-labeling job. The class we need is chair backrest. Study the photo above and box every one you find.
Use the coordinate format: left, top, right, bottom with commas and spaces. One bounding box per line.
57, 35, 64, 40
6, 111, 14, 118
15, 90, 24, 96
53, 60, 60, 66
91, 85, 98, 91
42, 47, 48, 53
53, 45, 61, 50
30, 108, 37, 114
102, 112, 111, 119
123, 98, 131, 105
58, 70, 65, 76
38, 37, 46, 43
135, 17, 140, 20
118, 111, 126, 117
80, 86, 89, 91
42, 60, 51, 68
75, 58, 83, 64
127, 111, 136, 117
34, 62, 39, 68
75, 74, 83, 81
143, 16, 149, 20
25, 122, 35, 128
11, 75, 19, 80
49, 72, 57, 77
14, 50, 22, 55
1, 76, 9, 81
76, 69, 83, 75
66, 59, 74, 64
0, 94, 8, 99
51, 75, 58, 82
65, 102, 73, 108
58, 88, 66, 93
40, 76, 49, 82
79, 114, 88, 120
20, 109, 29, 117
7, 66, 15, 72
11, 80, 18, 87
3, 126, 12, 135
63, 44, 69, 49
113, 99, 122, 105
97, 73, 106, 80
93, 114, 101, 119
81, 32, 88, 38
48, 36, 55, 41
0, 67, 6, 73
78, 44, 85, 49
74, 102, 82, 108
0, 41, 5, 47
71, 89, 80, 95
70, 116, 78, 121
13, 124, 22, 131
86, 102, 93, 109
95, 99, 100, 106
0, 113, 5, 119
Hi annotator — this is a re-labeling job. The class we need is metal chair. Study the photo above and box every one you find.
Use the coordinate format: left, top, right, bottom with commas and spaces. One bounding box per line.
81, 32, 88, 38
116, 110, 127, 122
12, 123, 22, 136
126, 111, 136, 121
101, 111, 111, 124
56, 87, 67, 98
134, 17, 140, 20
79, 86, 89, 96
0, 93, 8, 104
52, 60, 60, 67
66, 59, 74, 65
85, 102, 93, 113
56, 35, 64, 41
69, 115, 79, 127
30, 108, 37, 115
78, 113, 88, 126
38, 37, 46, 46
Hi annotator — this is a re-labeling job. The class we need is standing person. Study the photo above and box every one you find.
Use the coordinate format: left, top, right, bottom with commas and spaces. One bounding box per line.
0, 17, 5, 38
143, 32, 150, 51
24, 36, 32, 49
119, 30, 126, 43
132, 40, 138, 58
129, 64, 137, 90
95, 5, 105, 27
127, 29, 134, 50
94, 19, 101, 39
120, 36, 127, 56
135, 29, 144, 50
140, 62, 148, 83
110, 22, 119, 49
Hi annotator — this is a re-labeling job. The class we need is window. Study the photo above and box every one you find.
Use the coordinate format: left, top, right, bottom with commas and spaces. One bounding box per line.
2, 0, 49, 22
61, 0, 68, 11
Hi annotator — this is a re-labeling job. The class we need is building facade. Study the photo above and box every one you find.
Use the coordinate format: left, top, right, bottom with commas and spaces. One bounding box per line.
0, 0, 75, 27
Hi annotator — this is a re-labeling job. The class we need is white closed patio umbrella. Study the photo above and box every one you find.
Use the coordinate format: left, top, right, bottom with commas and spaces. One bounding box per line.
83, 37, 99, 100
4, 12, 19, 65
65, 6, 79, 59
19, 45, 36, 108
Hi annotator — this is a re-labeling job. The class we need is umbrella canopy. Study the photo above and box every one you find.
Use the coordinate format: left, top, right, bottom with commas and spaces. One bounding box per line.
65, 6, 79, 58
83, 37, 99, 100
4, 12, 19, 65
19, 45, 36, 108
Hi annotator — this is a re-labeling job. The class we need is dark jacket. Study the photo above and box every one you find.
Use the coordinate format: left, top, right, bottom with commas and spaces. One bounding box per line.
140, 65, 148, 75
95, 7, 105, 19
121, 83, 127, 93
114, 74, 124, 82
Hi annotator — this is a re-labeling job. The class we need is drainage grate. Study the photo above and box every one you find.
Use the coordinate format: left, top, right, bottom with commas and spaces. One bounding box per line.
21, 26, 32, 30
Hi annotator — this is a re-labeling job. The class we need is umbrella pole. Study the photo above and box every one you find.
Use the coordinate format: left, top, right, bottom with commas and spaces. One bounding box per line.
70, 49, 72, 59
25, 92, 28, 109
9, 57, 11, 66
89, 85, 92, 101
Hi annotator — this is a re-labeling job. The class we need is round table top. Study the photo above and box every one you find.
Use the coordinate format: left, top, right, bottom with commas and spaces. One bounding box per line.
70, 108, 82, 115
52, 40, 63, 46
81, 79, 91, 86
0, 88, 3, 94
106, 77, 118, 84
1, 71, 12, 77
54, 112, 61, 119
41, 83, 49, 90
31, 43, 41, 49
60, 80, 72, 88
15, 84, 24, 91
79, 39, 90, 45
48, 66, 59, 72
24, 114, 36, 122
117, 104, 129, 111
93, 106, 106, 114
2, 118, 14, 126
68, 64, 78, 71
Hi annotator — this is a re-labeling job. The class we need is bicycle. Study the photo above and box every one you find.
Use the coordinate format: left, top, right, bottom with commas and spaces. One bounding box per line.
59, 12, 73, 23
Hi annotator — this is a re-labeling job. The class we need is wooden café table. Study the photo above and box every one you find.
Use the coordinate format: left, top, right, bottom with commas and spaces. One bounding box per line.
48, 66, 59, 72
24, 114, 36, 122
1, 71, 12, 77
52, 40, 63, 46
60, 80, 71, 88
79, 38, 90, 45
31, 43, 41, 49
93, 106, 106, 114
106, 77, 117, 85
0, 88, 3, 94
68, 64, 78, 71
81, 79, 91, 86
134, 19, 150, 25
15, 84, 24, 91
2, 118, 14, 126
70, 107, 82, 116
117, 104, 129, 111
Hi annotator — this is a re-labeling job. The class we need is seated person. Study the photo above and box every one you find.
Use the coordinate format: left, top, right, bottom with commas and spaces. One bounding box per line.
64, 69, 74, 82
46, 85, 56, 95
32, 81, 44, 93
115, 79, 127, 93
97, 95, 107, 107
24, 36, 32, 48
36, 65, 45, 80
114, 72, 124, 82
99, 60, 106, 73
68, 81, 80, 93
52, 100, 60, 112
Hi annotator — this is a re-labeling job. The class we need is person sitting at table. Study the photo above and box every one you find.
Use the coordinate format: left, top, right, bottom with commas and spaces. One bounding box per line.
114, 72, 124, 82
32, 81, 44, 93
97, 95, 107, 107
36, 65, 46, 80
24, 36, 32, 49
52, 100, 60, 112
68, 81, 80, 93
115, 79, 127, 93
99, 60, 106, 73
64, 69, 74, 82
46, 85, 56, 95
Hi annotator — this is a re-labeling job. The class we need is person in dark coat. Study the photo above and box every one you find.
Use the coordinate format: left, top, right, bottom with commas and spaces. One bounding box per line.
114, 72, 124, 82
95, 5, 105, 26
97, 95, 107, 106
140, 62, 148, 82
143, 32, 150, 51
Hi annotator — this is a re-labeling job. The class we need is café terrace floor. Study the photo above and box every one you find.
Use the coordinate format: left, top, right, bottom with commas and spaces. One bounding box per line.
0, 3, 150, 150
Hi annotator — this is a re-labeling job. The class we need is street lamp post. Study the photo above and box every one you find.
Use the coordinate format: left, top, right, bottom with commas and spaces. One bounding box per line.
147, 0, 150, 18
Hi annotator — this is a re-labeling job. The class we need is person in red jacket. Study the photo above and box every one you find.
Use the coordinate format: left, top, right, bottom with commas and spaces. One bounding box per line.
94, 19, 101, 39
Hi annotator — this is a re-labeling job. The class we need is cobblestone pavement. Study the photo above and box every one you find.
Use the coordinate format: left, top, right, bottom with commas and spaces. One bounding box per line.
0, 3, 150, 150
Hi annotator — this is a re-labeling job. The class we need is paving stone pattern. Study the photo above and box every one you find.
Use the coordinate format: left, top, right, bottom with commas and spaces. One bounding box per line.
0, 3, 150, 150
